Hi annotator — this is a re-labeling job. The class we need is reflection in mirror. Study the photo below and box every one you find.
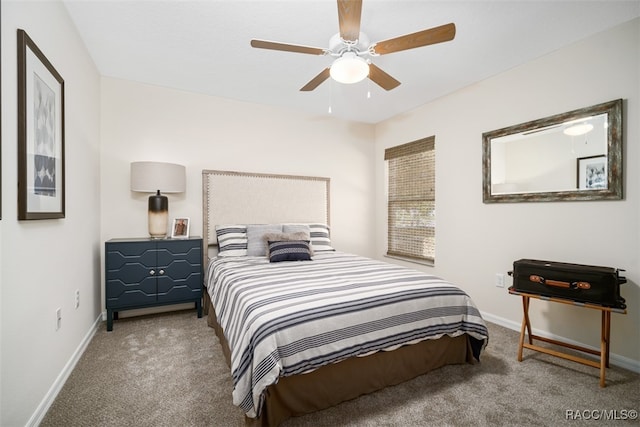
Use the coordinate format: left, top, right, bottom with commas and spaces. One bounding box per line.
482, 99, 622, 203
491, 113, 607, 194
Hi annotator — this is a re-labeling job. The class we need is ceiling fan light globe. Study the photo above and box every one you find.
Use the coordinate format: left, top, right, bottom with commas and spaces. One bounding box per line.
563, 123, 594, 136
330, 53, 369, 84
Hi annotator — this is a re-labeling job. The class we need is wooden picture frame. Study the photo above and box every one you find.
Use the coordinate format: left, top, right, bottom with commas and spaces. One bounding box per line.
17, 29, 65, 220
171, 217, 190, 239
577, 155, 607, 190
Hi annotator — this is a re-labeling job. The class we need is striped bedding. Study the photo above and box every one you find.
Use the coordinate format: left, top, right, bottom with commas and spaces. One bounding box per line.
206, 251, 489, 418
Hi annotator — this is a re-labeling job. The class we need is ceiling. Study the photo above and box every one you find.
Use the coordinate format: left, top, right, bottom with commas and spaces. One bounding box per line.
62, 1, 639, 124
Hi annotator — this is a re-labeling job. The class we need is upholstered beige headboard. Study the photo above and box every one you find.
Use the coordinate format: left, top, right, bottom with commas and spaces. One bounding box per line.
202, 169, 331, 254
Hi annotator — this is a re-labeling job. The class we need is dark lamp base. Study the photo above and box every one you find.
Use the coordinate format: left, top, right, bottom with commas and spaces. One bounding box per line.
148, 191, 168, 238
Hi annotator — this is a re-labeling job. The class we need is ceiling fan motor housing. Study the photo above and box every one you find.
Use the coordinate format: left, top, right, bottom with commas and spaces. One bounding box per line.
329, 32, 370, 56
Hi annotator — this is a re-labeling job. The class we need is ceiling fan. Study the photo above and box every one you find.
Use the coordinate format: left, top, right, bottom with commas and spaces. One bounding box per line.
250, 0, 456, 92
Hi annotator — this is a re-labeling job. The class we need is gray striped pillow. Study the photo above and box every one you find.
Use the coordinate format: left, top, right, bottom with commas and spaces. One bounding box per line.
308, 223, 335, 252
215, 225, 248, 257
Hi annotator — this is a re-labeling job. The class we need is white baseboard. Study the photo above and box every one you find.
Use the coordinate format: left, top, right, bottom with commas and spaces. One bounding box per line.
481, 311, 640, 374
26, 313, 102, 427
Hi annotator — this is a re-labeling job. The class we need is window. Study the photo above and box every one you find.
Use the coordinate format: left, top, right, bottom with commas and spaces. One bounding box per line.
385, 136, 435, 264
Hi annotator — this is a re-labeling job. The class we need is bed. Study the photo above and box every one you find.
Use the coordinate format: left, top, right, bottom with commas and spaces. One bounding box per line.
202, 170, 489, 426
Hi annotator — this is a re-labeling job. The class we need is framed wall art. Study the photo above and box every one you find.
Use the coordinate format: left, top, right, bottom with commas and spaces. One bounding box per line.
17, 29, 65, 220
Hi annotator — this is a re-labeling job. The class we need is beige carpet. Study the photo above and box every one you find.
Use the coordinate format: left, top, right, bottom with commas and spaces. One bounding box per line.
41, 309, 639, 426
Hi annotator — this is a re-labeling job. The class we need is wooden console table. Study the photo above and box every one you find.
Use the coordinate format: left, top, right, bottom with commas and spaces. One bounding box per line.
509, 287, 626, 387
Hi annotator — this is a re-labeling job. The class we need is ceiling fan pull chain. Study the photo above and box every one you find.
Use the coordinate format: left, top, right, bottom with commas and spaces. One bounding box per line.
328, 79, 333, 114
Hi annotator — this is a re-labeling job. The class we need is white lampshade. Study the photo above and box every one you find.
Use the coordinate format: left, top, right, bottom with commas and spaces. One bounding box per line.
130, 161, 186, 193
130, 161, 186, 239
330, 52, 369, 84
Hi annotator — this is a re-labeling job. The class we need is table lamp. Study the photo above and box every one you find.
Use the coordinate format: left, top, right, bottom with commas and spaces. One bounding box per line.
130, 161, 186, 238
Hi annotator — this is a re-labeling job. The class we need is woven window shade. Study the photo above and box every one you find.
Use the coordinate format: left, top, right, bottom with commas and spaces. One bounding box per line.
385, 136, 435, 262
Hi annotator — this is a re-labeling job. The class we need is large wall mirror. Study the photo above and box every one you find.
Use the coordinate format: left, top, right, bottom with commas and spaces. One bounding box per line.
482, 99, 623, 203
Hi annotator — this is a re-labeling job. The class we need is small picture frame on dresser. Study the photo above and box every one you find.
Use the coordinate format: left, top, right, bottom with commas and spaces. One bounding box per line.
171, 217, 190, 239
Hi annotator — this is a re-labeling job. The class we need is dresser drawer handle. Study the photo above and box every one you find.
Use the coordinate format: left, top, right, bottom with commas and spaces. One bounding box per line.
149, 269, 155, 276
159, 269, 165, 275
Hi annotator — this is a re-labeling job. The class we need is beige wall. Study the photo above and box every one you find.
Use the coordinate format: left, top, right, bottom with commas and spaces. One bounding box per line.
0, 1, 102, 425
374, 18, 639, 366
99, 77, 377, 306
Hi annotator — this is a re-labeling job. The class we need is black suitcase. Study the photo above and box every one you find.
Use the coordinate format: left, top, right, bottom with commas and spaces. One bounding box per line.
510, 259, 626, 309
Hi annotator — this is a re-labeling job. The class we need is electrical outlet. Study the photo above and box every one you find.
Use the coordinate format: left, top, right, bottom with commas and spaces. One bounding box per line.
495, 273, 505, 288
56, 308, 62, 330
75, 290, 80, 309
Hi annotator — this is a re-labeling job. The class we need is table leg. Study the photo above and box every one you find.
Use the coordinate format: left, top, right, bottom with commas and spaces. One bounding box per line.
600, 310, 606, 388
523, 296, 533, 344
518, 296, 531, 362
599, 310, 614, 388
604, 311, 611, 368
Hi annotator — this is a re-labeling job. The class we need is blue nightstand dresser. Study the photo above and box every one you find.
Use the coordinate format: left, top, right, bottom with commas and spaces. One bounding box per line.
105, 237, 203, 331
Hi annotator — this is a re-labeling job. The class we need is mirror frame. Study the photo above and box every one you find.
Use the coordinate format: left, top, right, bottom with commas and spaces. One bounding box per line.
482, 99, 623, 203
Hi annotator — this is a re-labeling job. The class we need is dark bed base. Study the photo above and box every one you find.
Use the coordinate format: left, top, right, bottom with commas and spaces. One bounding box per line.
205, 295, 476, 426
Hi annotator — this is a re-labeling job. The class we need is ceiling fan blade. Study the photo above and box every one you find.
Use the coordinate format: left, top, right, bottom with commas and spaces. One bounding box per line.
371, 23, 456, 55
368, 63, 401, 91
337, 0, 363, 42
300, 68, 331, 91
250, 39, 326, 55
